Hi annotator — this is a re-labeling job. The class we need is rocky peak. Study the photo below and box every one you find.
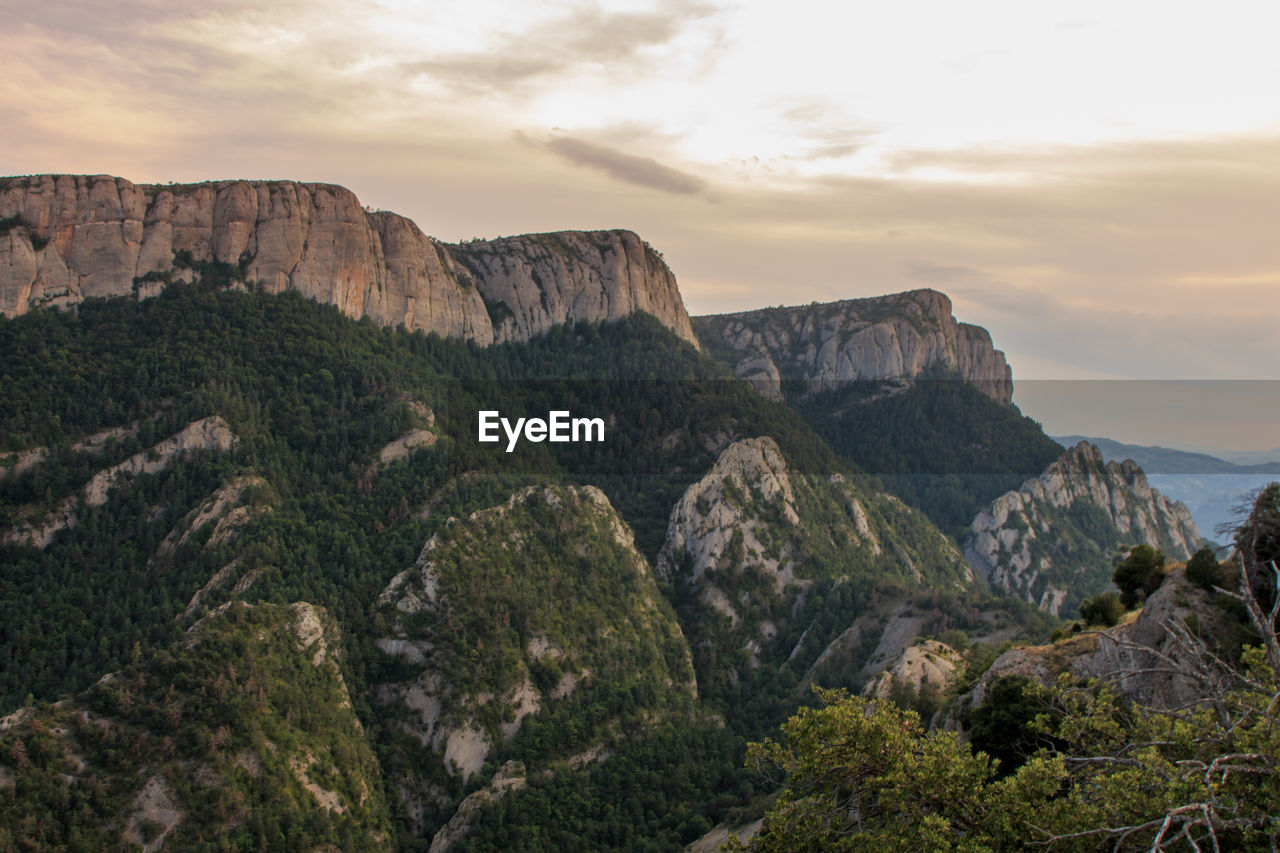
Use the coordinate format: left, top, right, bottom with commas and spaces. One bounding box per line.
964, 441, 1203, 616
656, 436, 803, 592
0, 174, 697, 346
692, 288, 1013, 403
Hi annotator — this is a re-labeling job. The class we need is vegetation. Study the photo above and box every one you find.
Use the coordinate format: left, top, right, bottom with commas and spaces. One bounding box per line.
792, 370, 1064, 539
1185, 546, 1225, 591
1078, 591, 1125, 627
737, 487, 1280, 851
0, 602, 392, 851
1113, 544, 1167, 609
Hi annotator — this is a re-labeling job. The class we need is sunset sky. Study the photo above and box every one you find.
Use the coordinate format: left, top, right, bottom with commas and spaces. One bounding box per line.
2, 0, 1277, 450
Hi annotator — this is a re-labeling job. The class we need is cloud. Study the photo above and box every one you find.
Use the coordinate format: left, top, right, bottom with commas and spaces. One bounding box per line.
537, 135, 706, 195
404, 0, 722, 95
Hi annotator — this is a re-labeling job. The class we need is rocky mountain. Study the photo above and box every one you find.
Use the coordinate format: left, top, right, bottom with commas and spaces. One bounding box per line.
0, 176, 1122, 848
0, 174, 697, 347
964, 441, 1203, 616
692, 289, 1012, 403
656, 435, 975, 693
449, 231, 696, 345
1053, 434, 1280, 540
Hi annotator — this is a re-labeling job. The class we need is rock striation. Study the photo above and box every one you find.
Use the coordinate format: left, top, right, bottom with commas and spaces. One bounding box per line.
692, 289, 1012, 403
0, 174, 697, 346
2, 416, 237, 549
964, 441, 1203, 616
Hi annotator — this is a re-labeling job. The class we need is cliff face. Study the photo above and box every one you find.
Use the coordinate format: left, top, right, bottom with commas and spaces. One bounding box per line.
450, 231, 698, 346
692, 289, 1013, 403
0, 174, 697, 346
964, 442, 1203, 616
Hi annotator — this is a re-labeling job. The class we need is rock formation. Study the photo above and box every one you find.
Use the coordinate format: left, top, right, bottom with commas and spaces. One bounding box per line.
657, 436, 973, 685
861, 639, 964, 704
0, 174, 697, 346
450, 230, 697, 345
964, 441, 1203, 616
692, 289, 1012, 403
949, 569, 1237, 726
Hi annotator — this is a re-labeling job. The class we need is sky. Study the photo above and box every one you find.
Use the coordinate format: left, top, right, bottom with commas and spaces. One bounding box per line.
1, 0, 1277, 451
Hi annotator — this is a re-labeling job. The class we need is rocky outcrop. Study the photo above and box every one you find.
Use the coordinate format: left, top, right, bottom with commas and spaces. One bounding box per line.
950, 570, 1236, 724
862, 639, 964, 703
451, 231, 698, 346
658, 437, 972, 685
429, 760, 527, 853
964, 442, 1203, 616
0, 174, 697, 346
692, 289, 1012, 403
657, 437, 805, 596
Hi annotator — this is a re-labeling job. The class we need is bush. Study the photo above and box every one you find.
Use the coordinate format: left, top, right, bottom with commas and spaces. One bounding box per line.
965, 674, 1059, 774
1185, 546, 1224, 591
1113, 545, 1166, 608
1078, 591, 1125, 627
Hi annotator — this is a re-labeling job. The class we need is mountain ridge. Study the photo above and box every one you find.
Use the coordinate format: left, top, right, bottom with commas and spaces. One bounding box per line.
0, 174, 697, 347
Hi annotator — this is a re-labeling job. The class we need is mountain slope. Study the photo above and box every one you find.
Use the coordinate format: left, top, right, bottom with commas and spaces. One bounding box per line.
372, 485, 696, 832
0, 601, 392, 851
1054, 434, 1280, 538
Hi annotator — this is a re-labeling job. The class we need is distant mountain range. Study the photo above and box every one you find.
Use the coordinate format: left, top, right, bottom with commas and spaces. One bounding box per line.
1052, 436, 1280, 475
1054, 435, 1280, 540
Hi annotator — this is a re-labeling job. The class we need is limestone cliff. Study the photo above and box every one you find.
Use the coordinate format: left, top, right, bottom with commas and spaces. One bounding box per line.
0, 174, 697, 346
964, 442, 1203, 616
692, 289, 1012, 403
450, 230, 698, 346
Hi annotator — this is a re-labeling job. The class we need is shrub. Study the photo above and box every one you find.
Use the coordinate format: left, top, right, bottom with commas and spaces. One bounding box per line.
1113, 544, 1166, 608
1078, 591, 1125, 627
1185, 546, 1224, 591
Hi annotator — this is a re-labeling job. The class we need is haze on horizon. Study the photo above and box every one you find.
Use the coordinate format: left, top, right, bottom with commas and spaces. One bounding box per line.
1, 0, 1277, 453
